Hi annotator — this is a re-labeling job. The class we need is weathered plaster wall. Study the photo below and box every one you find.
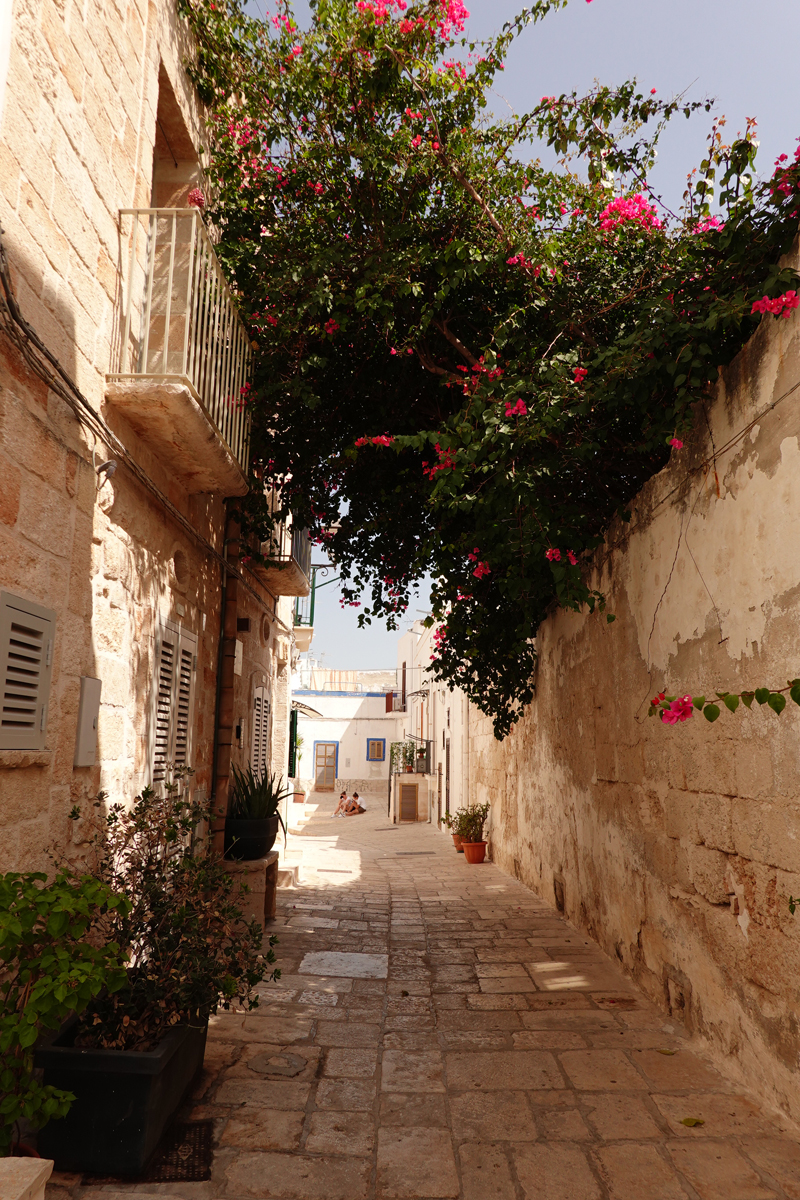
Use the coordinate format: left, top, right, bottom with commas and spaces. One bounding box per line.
471, 263, 800, 1122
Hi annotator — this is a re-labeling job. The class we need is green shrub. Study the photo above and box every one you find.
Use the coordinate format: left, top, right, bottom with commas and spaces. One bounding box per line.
0, 871, 129, 1155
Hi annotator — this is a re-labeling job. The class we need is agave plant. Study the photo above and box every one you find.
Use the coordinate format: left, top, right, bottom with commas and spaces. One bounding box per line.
229, 765, 289, 833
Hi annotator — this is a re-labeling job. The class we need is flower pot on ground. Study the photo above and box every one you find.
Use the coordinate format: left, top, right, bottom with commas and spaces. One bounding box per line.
457, 803, 491, 860
36, 1021, 207, 1176
39, 772, 279, 1175
224, 766, 289, 861
443, 808, 474, 851
462, 841, 487, 865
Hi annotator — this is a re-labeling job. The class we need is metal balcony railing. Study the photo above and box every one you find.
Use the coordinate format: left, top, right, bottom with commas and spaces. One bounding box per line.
110, 208, 251, 476
294, 571, 316, 627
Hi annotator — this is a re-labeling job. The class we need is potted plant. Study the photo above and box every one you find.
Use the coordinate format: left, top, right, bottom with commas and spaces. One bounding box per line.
224, 766, 289, 860
460, 802, 490, 864
403, 743, 415, 773
443, 810, 470, 852
0, 871, 129, 1159
35, 774, 277, 1175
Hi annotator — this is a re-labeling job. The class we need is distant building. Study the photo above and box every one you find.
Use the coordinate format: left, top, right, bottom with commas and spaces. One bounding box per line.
291, 664, 400, 804
393, 622, 470, 826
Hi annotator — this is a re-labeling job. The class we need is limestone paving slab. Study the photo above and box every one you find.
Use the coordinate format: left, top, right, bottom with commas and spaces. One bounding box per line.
47, 800, 800, 1200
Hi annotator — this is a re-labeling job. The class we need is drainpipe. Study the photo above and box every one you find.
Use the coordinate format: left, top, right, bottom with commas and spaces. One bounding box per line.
462, 691, 470, 808
211, 504, 241, 852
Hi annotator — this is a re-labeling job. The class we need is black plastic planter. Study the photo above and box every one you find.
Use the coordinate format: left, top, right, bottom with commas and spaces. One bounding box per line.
224, 813, 279, 860
35, 1021, 207, 1175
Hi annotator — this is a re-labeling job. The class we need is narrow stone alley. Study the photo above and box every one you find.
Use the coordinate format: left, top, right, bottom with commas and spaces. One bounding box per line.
52, 801, 800, 1200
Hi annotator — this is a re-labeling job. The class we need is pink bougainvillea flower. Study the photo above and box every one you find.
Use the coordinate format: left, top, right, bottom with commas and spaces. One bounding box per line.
504, 399, 527, 417
187, 187, 205, 209
669, 437, 683, 449
567, 551, 577, 565
324, 318, 340, 334
598, 193, 662, 232
545, 548, 561, 562
661, 695, 694, 725
751, 290, 800, 319
472, 561, 491, 579
573, 366, 588, 384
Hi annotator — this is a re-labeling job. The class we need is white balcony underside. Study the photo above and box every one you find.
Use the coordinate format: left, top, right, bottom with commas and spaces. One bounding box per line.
294, 626, 314, 652
105, 375, 248, 496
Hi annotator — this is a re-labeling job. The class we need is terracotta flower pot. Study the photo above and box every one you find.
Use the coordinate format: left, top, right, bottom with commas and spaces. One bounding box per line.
462, 840, 487, 864
452, 833, 464, 853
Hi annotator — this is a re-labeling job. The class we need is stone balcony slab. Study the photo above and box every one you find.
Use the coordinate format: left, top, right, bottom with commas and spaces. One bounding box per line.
105, 377, 248, 496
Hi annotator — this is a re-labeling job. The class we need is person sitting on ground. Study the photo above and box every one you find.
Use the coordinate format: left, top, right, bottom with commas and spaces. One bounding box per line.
333, 791, 348, 817
344, 791, 366, 816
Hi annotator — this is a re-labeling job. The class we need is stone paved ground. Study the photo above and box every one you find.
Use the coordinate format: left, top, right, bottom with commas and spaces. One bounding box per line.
49, 798, 800, 1200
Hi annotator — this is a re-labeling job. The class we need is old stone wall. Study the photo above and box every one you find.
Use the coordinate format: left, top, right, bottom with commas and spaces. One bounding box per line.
0, 1, 290, 870
471, 255, 800, 1122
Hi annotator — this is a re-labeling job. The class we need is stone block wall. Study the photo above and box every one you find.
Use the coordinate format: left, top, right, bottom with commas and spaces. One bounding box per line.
0, 1, 290, 869
471, 247, 800, 1123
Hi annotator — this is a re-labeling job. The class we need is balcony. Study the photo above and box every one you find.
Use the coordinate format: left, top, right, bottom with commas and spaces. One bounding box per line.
293, 573, 316, 652
252, 520, 312, 598
106, 208, 251, 496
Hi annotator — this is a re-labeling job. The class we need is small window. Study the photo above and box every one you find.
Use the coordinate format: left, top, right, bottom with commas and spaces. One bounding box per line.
0, 591, 56, 751
366, 738, 385, 762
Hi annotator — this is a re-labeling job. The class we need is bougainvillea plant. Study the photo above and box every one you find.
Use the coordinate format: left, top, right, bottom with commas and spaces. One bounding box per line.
650, 681, 800, 725
178, 0, 800, 736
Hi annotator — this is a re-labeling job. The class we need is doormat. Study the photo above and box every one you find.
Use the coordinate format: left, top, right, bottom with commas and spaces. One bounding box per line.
82, 1120, 214, 1185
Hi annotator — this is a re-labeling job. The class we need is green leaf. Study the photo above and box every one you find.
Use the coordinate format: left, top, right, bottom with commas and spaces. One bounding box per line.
692, 696, 705, 710
703, 704, 721, 723
790, 684, 800, 707
755, 688, 770, 705
768, 692, 787, 714
606, 614, 616, 624
680, 1117, 705, 1127
741, 692, 754, 708
723, 694, 740, 713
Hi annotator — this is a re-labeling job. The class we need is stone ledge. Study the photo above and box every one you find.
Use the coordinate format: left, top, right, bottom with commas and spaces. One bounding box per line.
0, 1158, 53, 1200
105, 376, 248, 496
0, 750, 52, 769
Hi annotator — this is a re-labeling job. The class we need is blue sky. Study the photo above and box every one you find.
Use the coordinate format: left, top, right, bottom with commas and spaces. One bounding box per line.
246, 0, 800, 667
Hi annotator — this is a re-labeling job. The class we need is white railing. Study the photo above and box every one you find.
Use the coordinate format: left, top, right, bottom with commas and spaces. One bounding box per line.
110, 208, 251, 476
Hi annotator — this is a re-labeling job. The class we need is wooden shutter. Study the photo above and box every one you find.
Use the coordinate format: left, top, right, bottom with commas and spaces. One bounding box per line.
251, 685, 270, 778
172, 633, 196, 769
0, 592, 55, 751
152, 621, 197, 784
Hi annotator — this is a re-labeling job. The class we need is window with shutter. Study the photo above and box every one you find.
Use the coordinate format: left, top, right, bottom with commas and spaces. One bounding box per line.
151, 621, 197, 784
0, 591, 55, 751
366, 738, 385, 762
251, 685, 271, 778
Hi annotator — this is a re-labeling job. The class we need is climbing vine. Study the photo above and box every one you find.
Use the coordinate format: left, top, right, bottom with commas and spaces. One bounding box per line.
179, 0, 800, 737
